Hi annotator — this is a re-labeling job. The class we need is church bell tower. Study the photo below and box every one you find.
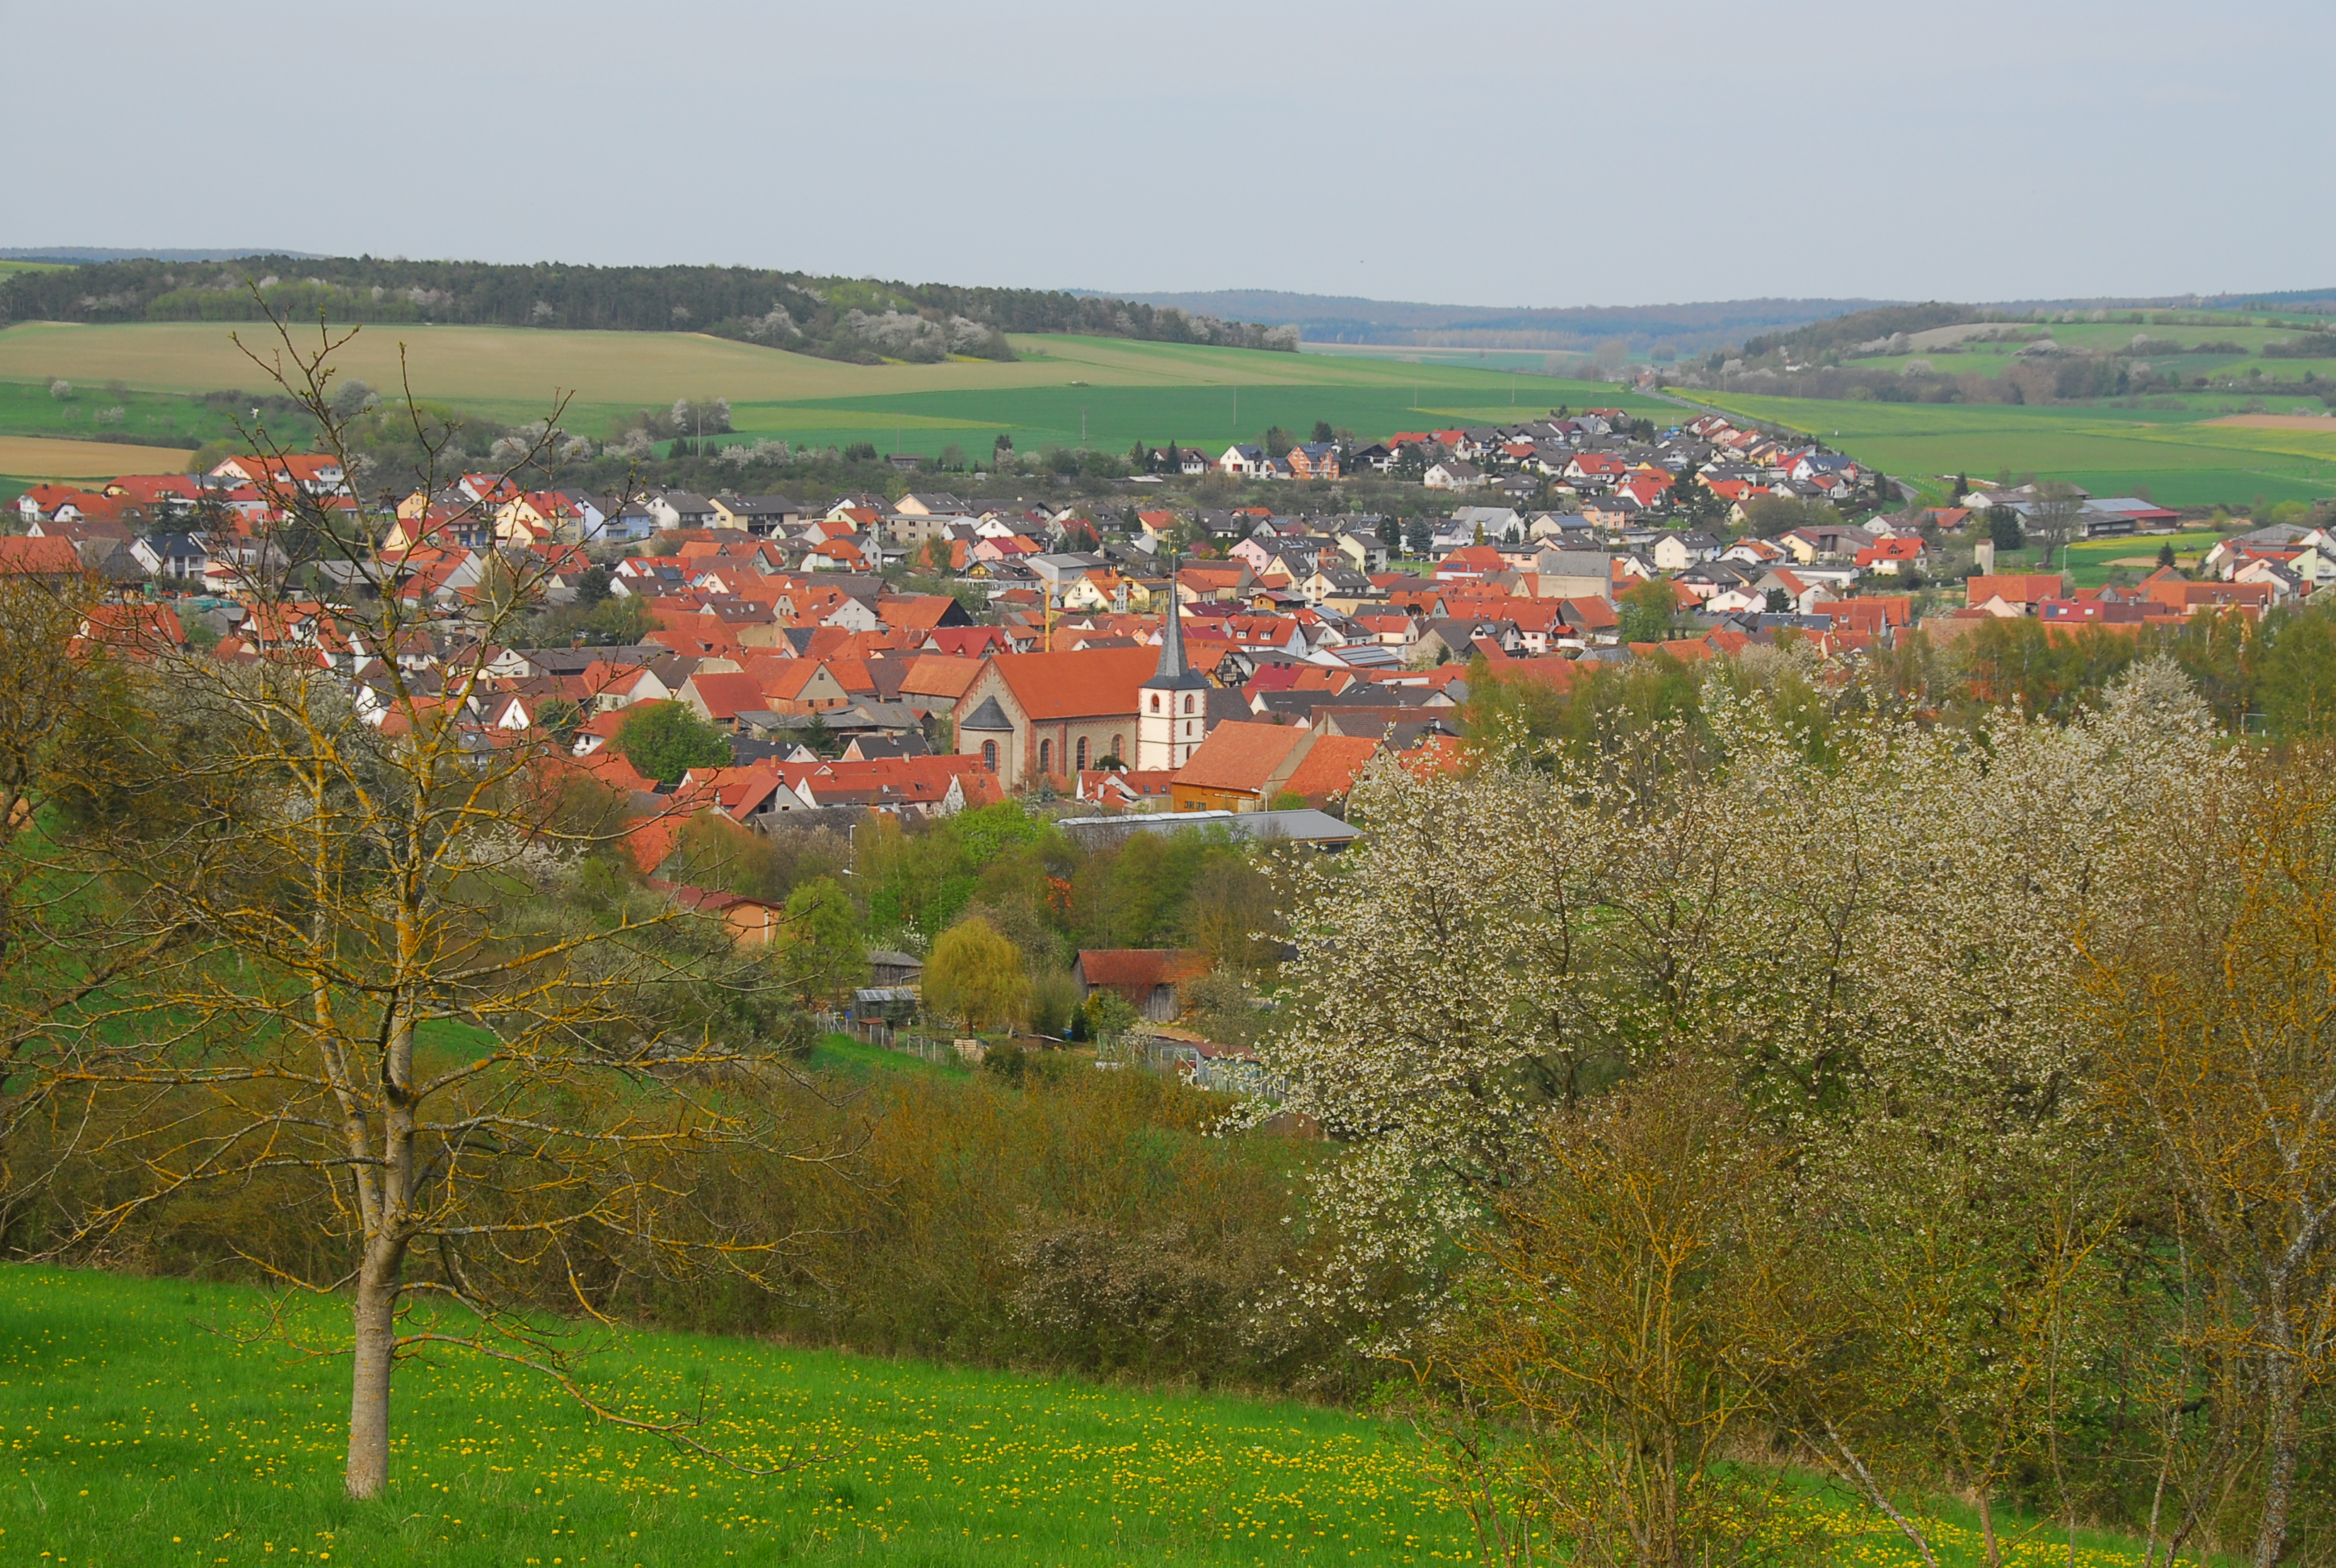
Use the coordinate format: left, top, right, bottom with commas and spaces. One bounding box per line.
1136, 549, 1212, 772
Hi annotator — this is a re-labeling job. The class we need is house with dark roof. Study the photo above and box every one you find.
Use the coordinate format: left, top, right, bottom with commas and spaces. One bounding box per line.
710, 494, 804, 535
1287, 443, 1341, 482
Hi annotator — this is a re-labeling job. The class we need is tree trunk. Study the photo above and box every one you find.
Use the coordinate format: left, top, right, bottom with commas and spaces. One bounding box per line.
345, 1242, 403, 1499
1976, 1489, 2002, 1568
2254, 1346, 2301, 1568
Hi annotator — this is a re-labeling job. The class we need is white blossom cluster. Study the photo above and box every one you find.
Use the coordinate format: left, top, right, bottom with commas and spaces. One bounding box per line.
837, 309, 997, 357
1251, 658, 2225, 1344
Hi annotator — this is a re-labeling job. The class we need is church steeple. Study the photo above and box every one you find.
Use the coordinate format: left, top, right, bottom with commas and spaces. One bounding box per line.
1137, 544, 1212, 774
1147, 546, 1209, 690
1153, 546, 1189, 682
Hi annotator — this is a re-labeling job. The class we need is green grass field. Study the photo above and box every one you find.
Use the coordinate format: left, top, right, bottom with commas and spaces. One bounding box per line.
805, 1031, 970, 1080
0, 322, 1666, 467
2054, 528, 2230, 587
1688, 391, 2336, 508
0, 1266, 1459, 1567
0, 377, 232, 448
723, 372, 1650, 465
1955, 529, 2231, 589
0, 1267, 2163, 1568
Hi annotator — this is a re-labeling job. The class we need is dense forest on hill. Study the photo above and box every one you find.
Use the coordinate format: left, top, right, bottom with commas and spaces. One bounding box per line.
0, 257, 1298, 365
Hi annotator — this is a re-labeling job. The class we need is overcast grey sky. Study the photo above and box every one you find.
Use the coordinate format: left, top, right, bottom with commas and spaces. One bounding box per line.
6, 0, 2329, 308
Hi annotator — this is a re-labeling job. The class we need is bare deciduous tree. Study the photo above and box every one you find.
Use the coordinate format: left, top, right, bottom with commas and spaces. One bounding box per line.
39, 302, 847, 1500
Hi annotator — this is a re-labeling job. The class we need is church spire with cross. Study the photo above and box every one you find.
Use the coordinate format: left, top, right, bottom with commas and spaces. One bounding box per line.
1137, 544, 1211, 772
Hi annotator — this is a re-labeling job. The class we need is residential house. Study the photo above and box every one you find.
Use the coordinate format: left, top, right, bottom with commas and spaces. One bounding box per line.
1966, 574, 2071, 616
1423, 458, 1486, 491
0, 536, 87, 583
1335, 531, 1391, 573
1166, 721, 1314, 812
644, 490, 718, 531
209, 452, 346, 495
894, 492, 968, 518
1525, 549, 1616, 603
1855, 536, 1929, 576
1651, 531, 1722, 572
1287, 443, 1341, 482
710, 494, 804, 536
131, 532, 213, 583
1777, 524, 1876, 565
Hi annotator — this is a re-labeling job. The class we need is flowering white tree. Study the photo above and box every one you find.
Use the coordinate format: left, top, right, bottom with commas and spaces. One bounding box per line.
1258, 660, 2220, 1330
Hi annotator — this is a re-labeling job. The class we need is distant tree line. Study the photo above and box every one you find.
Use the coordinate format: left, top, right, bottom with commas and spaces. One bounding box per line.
0, 257, 1297, 364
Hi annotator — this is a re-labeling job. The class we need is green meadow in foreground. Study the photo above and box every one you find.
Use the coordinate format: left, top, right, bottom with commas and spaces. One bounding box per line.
0, 1267, 2162, 1566
0, 1266, 1461, 1567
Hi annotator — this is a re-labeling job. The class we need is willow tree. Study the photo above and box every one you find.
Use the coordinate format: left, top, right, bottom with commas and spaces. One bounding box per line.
45, 306, 843, 1499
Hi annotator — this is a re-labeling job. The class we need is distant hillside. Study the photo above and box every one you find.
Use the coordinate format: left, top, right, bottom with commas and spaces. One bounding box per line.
0, 256, 1296, 366
1094, 290, 1891, 355
2205, 286, 2336, 313
0, 248, 325, 264
1739, 303, 1981, 360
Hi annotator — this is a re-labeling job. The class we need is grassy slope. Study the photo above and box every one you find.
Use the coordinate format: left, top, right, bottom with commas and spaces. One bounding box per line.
0, 1266, 1456, 1568
0, 322, 1666, 464
805, 1031, 970, 1080
0, 1267, 2170, 1568
1688, 391, 2336, 507
0, 378, 227, 449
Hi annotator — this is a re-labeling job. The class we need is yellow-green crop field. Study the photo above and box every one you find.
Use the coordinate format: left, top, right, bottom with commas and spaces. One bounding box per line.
0, 1266, 2167, 1567
0, 322, 1666, 473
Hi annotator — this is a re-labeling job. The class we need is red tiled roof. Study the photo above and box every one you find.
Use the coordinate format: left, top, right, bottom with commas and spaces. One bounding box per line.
74, 604, 185, 657
0, 536, 85, 576
985, 647, 1160, 722
1280, 734, 1383, 805
1171, 721, 1308, 794
1076, 949, 1210, 998
900, 654, 985, 700
685, 670, 767, 721
673, 765, 787, 819
1967, 574, 2068, 607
